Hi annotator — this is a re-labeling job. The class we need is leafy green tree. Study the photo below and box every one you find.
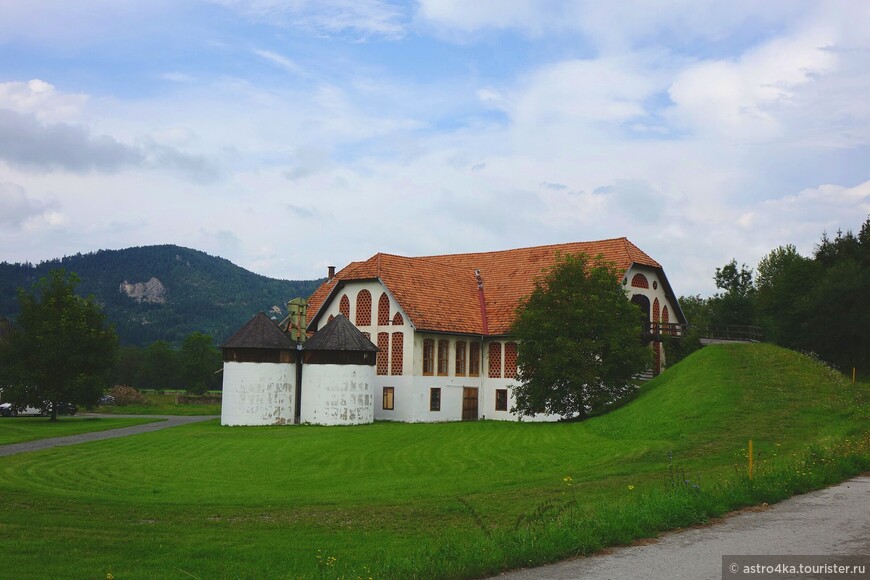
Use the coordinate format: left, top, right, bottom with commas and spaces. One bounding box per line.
0, 270, 118, 420
141, 341, 182, 390
709, 259, 757, 327
755, 245, 816, 348
663, 294, 710, 364
180, 332, 221, 394
510, 253, 651, 420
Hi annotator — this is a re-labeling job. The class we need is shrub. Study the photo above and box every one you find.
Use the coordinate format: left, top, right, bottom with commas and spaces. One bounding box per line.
107, 385, 147, 406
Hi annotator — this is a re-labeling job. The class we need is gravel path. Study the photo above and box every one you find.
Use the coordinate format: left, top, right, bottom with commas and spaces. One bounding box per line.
497, 474, 870, 580
0, 414, 219, 457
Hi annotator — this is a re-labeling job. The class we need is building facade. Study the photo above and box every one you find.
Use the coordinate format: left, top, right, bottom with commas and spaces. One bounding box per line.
305, 238, 686, 423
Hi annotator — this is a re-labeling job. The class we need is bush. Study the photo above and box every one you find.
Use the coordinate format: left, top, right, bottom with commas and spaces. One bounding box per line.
107, 385, 147, 406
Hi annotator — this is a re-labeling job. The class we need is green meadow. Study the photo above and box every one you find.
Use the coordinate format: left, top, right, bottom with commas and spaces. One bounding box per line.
0, 343, 867, 579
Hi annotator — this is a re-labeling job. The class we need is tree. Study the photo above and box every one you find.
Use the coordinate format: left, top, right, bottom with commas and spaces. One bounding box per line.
141, 341, 182, 391
663, 294, 710, 364
510, 253, 651, 420
180, 332, 221, 394
755, 245, 816, 348
0, 270, 118, 420
708, 259, 756, 327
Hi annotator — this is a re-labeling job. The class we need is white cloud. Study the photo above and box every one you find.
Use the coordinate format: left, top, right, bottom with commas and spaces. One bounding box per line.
253, 49, 303, 75
0, 181, 65, 229
0, 79, 88, 123
668, 28, 838, 142
209, 0, 408, 38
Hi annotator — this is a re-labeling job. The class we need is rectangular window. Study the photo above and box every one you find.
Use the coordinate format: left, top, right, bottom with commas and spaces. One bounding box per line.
430, 387, 441, 412
455, 341, 466, 376
437, 339, 449, 376
423, 339, 434, 376
383, 387, 394, 411
469, 342, 480, 377
495, 389, 508, 411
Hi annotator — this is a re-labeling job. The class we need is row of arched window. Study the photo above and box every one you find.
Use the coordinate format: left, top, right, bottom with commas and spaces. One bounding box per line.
336, 290, 403, 327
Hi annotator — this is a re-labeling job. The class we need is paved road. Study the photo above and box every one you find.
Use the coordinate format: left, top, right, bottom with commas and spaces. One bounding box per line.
0, 414, 218, 457
498, 475, 870, 580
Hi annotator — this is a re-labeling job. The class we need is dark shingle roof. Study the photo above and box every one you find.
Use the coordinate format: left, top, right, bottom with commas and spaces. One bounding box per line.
222, 312, 297, 350
304, 314, 378, 352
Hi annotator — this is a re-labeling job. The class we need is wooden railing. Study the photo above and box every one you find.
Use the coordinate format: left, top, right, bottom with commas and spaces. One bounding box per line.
642, 323, 763, 343
699, 325, 763, 343
644, 322, 684, 339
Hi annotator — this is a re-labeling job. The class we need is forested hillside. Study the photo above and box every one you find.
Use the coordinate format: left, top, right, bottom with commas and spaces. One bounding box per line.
0, 245, 322, 346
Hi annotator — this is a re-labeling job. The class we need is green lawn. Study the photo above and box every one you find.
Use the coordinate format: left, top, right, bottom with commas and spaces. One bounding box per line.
0, 344, 867, 579
0, 416, 161, 445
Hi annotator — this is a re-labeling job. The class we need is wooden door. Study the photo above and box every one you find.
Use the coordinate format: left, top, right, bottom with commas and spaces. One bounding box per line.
462, 387, 478, 421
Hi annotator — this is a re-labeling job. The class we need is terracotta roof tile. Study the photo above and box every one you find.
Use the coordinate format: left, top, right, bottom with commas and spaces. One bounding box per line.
307, 238, 669, 336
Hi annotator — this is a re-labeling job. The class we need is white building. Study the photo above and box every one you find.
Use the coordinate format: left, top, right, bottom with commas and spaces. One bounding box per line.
305, 238, 686, 423
221, 312, 377, 426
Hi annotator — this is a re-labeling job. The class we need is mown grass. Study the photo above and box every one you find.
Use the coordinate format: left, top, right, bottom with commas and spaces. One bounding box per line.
0, 343, 867, 579
0, 416, 161, 445
94, 391, 221, 415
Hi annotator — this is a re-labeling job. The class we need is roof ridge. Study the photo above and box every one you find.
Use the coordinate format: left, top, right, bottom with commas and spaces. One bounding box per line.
420, 237, 632, 260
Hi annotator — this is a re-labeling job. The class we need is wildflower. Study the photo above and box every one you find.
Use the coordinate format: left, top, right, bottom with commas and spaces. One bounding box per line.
563, 475, 573, 483
627, 485, 635, 491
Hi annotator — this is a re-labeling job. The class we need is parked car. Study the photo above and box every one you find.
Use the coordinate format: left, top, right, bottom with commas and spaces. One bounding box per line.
0, 402, 42, 417
0, 401, 77, 417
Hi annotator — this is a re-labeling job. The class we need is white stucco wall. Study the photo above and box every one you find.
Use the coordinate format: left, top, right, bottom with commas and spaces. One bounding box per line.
300, 364, 375, 425
221, 361, 296, 426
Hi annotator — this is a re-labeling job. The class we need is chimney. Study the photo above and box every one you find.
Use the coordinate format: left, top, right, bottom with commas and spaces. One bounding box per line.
327, 265, 335, 280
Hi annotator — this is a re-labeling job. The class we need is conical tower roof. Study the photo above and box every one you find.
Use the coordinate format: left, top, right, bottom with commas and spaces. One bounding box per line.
304, 314, 378, 352
221, 312, 296, 350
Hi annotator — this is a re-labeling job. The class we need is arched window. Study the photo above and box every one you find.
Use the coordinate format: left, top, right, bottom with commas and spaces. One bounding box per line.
356, 289, 372, 326
339, 294, 350, 318
488, 342, 502, 378
391, 332, 403, 375
378, 292, 390, 325
376, 332, 389, 376
652, 298, 660, 333
392, 312, 404, 326
504, 342, 518, 379
631, 273, 649, 288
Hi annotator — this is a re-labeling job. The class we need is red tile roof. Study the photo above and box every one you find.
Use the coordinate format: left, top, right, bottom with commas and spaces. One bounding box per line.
307, 237, 668, 336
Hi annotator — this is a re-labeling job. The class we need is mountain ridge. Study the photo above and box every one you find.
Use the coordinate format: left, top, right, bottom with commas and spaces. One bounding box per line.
0, 245, 323, 346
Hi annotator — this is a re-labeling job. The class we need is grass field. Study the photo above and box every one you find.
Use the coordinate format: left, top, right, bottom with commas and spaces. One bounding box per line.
0, 416, 161, 445
0, 343, 867, 579
94, 391, 221, 416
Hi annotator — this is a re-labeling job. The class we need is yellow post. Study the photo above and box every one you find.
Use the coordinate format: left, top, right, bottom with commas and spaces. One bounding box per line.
853, 368, 857, 384
748, 439, 753, 480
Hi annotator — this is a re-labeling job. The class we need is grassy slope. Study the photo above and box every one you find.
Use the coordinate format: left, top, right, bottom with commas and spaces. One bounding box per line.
0, 416, 161, 445
0, 344, 867, 579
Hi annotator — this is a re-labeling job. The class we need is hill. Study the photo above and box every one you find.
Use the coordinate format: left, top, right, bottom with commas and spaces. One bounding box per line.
0, 245, 322, 346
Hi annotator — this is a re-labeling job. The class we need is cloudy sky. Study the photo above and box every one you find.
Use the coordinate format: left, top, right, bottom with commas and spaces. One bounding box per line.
1, 1, 869, 296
